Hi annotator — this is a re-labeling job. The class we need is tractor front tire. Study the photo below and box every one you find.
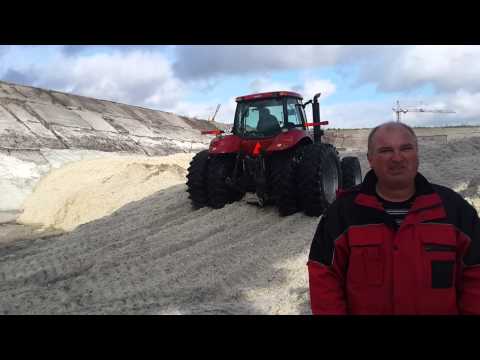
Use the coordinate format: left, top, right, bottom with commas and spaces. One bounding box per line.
269, 149, 302, 216
186, 150, 210, 209
207, 155, 243, 209
298, 143, 341, 217
341, 156, 362, 189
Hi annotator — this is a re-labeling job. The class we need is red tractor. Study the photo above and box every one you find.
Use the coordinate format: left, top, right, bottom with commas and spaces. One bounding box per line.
186, 91, 362, 217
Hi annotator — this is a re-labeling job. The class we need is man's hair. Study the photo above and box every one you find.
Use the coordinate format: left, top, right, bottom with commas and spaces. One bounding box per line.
367, 121, 418, 155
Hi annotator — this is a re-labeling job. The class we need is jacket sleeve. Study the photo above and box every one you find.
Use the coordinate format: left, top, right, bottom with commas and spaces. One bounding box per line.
307, 206, 350, 315
458, 203, 480, 314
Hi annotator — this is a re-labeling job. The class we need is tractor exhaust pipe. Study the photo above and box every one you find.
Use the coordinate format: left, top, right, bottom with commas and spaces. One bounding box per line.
313, 93, 322, 143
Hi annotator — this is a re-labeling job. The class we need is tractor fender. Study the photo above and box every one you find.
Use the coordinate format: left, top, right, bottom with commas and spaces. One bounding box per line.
265, 129, 312, 153
209, 134, 242, 155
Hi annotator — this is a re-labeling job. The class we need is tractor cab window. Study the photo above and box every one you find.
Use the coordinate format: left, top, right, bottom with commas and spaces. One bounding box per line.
286, 98, 304, 128
234, 98, 284, 137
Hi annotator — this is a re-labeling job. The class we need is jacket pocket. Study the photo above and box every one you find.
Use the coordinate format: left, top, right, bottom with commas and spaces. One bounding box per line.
431, 261, 455, 288
421, 237, 456, 289
348, 235, 384, 287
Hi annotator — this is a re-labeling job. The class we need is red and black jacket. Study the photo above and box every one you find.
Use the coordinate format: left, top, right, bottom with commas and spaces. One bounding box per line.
308, 170, 480, 315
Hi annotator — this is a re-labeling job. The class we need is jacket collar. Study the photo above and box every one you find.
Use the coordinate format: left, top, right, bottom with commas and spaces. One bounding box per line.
355, 170, 444, 215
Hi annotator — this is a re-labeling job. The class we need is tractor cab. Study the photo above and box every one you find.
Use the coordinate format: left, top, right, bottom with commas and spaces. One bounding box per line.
232, 91, 307, 139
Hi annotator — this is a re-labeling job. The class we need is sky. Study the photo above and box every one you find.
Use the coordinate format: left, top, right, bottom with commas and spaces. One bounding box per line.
0, 45, 479, 129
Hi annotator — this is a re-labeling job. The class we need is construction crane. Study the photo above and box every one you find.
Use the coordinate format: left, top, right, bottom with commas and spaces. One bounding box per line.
208, 104, 221, 122
393, 100, 455, 122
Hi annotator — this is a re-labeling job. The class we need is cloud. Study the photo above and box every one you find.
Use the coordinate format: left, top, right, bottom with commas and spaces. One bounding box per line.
247, 76, 336, 99
358, 46, 480, 94
201, 90, 476, 128
1, 68, 38, 85
12, 51, 186, 110
171, 45, 480, 104
0, 45, 11, 57
322, 100, 395, 129
61, 46, 93, 55
296, 79, 336, 100
173, 45, 376, 79
406, 91, 480, 126
326, 91, 479, 129
206, 77, 337, 124
449, 90, 480, 118
3, 45, 480, 129
172, 45, 480, 97
247, 77, 293, 94
61, 45, 167, 56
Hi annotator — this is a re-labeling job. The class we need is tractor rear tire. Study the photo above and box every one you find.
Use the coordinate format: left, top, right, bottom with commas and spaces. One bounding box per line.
341, 156, 362, 189
298, 143, 341, 217
207, 155, 244, 209
186, 150, 210, 208
269, 149, 303, 216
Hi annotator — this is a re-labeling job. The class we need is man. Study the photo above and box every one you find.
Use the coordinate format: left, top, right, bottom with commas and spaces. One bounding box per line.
307, 121, 480, 315
257, 107, 280, 135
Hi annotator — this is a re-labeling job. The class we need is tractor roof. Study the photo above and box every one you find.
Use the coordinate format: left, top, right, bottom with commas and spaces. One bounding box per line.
235, 91, 303, 102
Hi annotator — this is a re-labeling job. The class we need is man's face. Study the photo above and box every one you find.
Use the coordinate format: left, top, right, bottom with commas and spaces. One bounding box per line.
367, 126, 419, 188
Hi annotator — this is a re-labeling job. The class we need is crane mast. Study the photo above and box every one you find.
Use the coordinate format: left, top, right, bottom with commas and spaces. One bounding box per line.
208, 104, 221, 122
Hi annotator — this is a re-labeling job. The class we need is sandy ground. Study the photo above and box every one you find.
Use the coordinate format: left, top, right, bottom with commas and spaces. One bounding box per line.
17, 153, 194, 231
0, 137, 479, 315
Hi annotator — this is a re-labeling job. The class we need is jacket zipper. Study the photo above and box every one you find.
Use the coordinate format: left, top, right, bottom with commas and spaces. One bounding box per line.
424, 244, 456, 252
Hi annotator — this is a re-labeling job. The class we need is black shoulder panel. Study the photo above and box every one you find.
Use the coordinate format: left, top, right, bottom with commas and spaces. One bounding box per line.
433, 184, 480, 266
309, 187, 385, 265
